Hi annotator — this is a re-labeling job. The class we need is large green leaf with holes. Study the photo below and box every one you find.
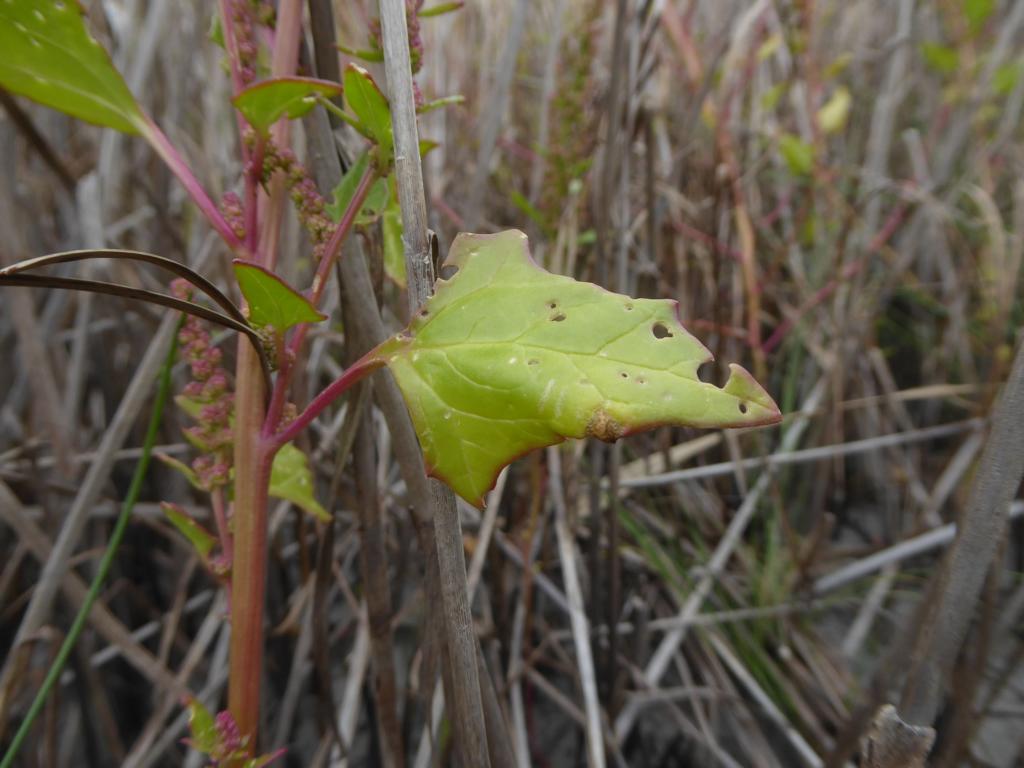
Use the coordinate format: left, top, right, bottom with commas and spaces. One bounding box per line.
0, 0, 146, 133
372, 230, 781, 507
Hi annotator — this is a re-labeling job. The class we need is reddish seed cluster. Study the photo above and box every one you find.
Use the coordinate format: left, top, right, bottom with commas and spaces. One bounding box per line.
261, 142, 333, 259
172, 279, 235, 490
368, 1, 425, 76
407, 0, 425, 75
214, 711, 242, 755
230, 0, 259, 85
220, 191, 245, 240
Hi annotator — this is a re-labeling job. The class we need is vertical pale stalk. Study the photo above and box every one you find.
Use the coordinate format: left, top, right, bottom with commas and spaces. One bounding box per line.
377, 0, 491, 764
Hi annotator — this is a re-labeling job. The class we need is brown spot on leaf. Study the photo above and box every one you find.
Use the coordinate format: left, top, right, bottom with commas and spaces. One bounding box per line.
586, 408, 624, 443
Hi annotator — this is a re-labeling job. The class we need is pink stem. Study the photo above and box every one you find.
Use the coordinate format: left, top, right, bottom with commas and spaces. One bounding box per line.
141, 117, 246, 255
262, 166, 379, 437
267, 348, 385, 451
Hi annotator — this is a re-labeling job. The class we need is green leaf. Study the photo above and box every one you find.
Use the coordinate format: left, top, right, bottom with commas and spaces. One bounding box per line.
816, 86, 851, 135
336, 42, 384, 62
963, 0, 994, 35
0, 0, 145, 133
993, 59, 1023, 97
373, 230, 781, 507
418, 94, 465, 114
343, 64, 393, 155
161, 502, 217, 560
921, 43, 959, 76
420, 2, 464, 17
184, 698, 218, 753
778, 133, 814, 176
233, 262, 326, 332
269, 443, 330, 522
233, 77, 343, 137
325, 152, 388, 225
155, 453, 203, 490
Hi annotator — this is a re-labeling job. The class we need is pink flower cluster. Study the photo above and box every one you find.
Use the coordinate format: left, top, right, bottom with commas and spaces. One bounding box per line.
172, 279, 235, 490
261, 142, 333, 259
229, 0, 259, 85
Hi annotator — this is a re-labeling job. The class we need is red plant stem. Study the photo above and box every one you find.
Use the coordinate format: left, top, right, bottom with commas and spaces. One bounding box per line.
262, 166, 378, 437
267, 349, 384, 451
314, 167, 378, 306
225, 2, 304, 758
141, 117, 246, 255
226, 340, 271, 752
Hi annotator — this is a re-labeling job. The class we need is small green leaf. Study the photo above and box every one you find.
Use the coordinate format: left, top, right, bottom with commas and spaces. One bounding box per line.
0, 0, 146, 133
184, 698, 218, 753
161, 502, 217, 560
269, 443, 330, 522
816, 86, 851, 135
418, 94, 465, 114
373, 230, 781, 507
233, 262, 326, 332
156, 453, 203, 490
233, 77, 343, 137
343, 64, 393, 155
778, 133, 814, 176
993, 59, 1023, 97
921, 43, 959, 76
963, 0, 995, 35
420, 2, 464, 17
336, 42, 385, 62
760, 82, 786, 111
325, 152, 388, 225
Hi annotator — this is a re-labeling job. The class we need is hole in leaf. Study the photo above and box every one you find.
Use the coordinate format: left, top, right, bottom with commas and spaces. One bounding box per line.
739, 403, 748, 414
619, 371, 628, 378
548, 300, 558, 309
637, 377, 646, 384
625, 303, 634, 311
551, 312, 566, 322
419, 308, 429, 317
696, 362, 713, 383
652, 322, 673, 339
528, 359, 539, 366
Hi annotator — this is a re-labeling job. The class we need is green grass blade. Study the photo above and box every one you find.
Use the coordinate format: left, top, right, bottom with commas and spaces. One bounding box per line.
0, 322, 180, 768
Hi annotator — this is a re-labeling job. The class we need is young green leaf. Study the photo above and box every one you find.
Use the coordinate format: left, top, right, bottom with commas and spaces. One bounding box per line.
0, 0, 145, 133
325, 152, 389, 225
156, 453, 203, 490
372, 230, 781, 507
160, 502, 217, 560
233, 77, 344, 137
233, 262, 326, 332
342, 64, 393, 156
778, 133, 814, 177
183, 698, 218, 754
269, 443, 330, 522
